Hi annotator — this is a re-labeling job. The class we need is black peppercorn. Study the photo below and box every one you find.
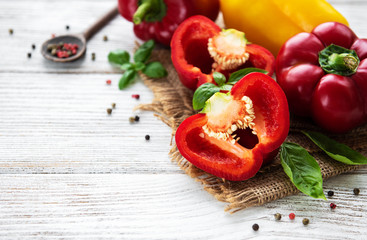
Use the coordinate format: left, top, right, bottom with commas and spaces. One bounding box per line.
103, 35, 108, 41
327, 190, 334, 197
274, 213, 281, 221
252, 223, 259, 231
9, 28, 13, 35
353, 188, 360, 195
27, 52, 32, 58
66, 25, 70, 30
106, 108, 112, 114
302, 218, 309, 225
145, 135, 150, 140
32, 44, 36, 50
134, 116, 140, 122
91, 52, 96, 61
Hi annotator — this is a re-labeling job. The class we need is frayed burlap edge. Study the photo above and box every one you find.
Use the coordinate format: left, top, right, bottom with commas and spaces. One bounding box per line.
135, 47, 365, 213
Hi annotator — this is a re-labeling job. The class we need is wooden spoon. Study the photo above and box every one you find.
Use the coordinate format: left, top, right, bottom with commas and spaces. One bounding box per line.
41, 6, 119, 62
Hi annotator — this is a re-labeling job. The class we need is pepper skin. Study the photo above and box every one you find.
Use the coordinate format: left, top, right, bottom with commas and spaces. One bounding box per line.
276, 22, 367, 133
175, 73, 289, 181
118, 0, 219, 46
220, 0, 348, 56
171, 15, 275, 90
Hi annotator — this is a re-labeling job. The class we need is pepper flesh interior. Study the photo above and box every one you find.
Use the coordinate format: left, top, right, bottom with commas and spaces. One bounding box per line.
208, 29, 249, 70
201, 92, 257, 146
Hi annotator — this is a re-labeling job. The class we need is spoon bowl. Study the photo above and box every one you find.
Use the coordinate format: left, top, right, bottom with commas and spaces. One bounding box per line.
41, 6, 118, 63
41, 34, 86, 63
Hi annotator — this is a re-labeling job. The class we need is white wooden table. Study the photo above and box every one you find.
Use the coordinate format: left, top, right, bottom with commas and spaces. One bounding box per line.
1, 0, 366, 239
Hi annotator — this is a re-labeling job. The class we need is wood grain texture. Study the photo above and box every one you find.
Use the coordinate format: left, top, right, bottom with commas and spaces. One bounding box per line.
0, 0, 367, 239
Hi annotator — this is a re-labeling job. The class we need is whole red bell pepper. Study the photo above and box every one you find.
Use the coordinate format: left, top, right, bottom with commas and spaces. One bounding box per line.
118, 0, 220, 46
175, 73, 289, 181
276, 22, 367, 133
171, 15, 275, 90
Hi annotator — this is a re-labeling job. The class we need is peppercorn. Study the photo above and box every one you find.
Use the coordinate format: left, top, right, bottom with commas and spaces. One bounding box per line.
330, 203, 337, 209
134, 116, 140, 122
9, 28, 14, 35
302, 218, 309, 225
106, 108, 112, 114
252, 223, 259, 231
106, 79, 112, 85
145, 135, 150, 140
129, 117, 135, 123
91, 52, 96, 61
32, 44, 36, 50
27, 52, 32, 58
274, 213, 281, 221
111, 103, 116, 109
66, 25, 70, 30
132, 94, 140, 99
327, 190, 334, 197
353, 188, 360, 195
289, 213, 295, 220
103, 35, 108, 41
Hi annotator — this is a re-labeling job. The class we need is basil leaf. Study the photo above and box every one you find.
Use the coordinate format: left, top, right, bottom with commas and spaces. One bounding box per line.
142, 61, 167, 78
120, 63, 134, 71
192, 83, 220, 110
133, 40, 155, 63
280, 142, 326, 200
108, 50, 130, 66
302, 131, 367, 165
219, 84, 232, 91
134, 62, 146, 71
119, 69, 137, 90
213, 72, 226, 86
227, 68, 268, 85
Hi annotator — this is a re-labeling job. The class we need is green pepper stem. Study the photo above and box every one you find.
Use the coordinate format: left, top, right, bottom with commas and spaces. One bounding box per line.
328, 53, 359, 72
133, 1, 153, 24
133, 0, 166, 25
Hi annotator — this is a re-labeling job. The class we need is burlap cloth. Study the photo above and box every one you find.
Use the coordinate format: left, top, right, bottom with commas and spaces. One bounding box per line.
136, 47, 367, 213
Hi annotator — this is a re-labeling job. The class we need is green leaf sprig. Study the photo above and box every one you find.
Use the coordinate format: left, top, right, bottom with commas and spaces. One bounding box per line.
280, 130, 367, 200
108, 40, 167, 90
192, 68, 267, 111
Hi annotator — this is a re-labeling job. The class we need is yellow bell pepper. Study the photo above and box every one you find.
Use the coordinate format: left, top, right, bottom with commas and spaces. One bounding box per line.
219, 0, 349, 55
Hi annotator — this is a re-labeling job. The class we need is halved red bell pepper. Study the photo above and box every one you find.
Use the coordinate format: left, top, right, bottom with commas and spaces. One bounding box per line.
171, 15, 275, 90
175, 73, 289, 181
118, 0, 219, 46
276, 22, 367, 133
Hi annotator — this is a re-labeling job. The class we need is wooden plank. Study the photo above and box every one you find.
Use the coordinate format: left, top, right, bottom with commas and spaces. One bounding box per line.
0, 174, 366, 239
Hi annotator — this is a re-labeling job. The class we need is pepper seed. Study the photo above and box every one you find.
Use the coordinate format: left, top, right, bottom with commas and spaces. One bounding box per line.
32, 44, 36, 50
129, 117, 135, 123
106, 108, 112, 115
274, 213, 281, 221
27, 52, 32, 58
103, 35, 108, 41
353, 188, 360, 195
66, 25, 70, 30
91, 52, 96, 61
289, 213, 295, 220
302, 218, 310, 225
9, 28, 13, 35
111, 103, 116, 109
327, 190, 334, 197
145, 135, 150, 140
330, 203, 337, 209
134, 115, 140, 122
252, 223, 259, 231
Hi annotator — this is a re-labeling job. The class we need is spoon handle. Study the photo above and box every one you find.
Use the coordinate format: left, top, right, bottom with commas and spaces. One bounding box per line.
83, 6, 119, 41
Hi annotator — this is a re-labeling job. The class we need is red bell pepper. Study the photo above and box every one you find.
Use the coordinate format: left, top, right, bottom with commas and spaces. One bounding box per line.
175, 73, 289, 181
118, 0, 219, 46
171, 15, 275, 90
276, 22, 367, 133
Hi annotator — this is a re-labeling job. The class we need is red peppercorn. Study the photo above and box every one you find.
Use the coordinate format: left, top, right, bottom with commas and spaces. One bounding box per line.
51, 33, 56, 38
330, 203, 337, 209
132, 94, 140, 99
106, 79, 112, 85
289, 213, 295, 220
